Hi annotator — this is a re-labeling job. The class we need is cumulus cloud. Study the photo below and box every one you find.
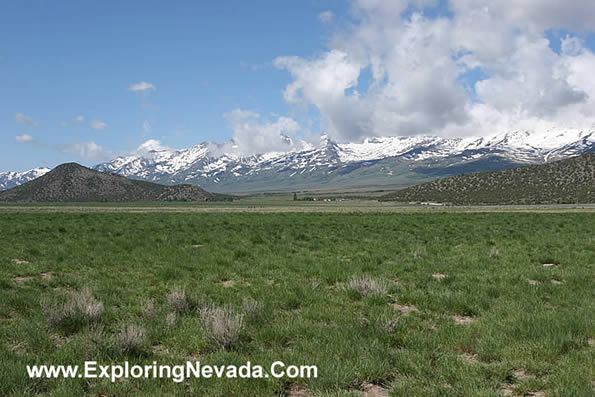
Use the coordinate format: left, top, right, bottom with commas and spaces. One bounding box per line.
131, 139, 172, 157
15, 112, 37, 127
90, 120, 108, 130
216, 109, 303, 156
128, 81, 156, 92
273, 0, 595, 141
318, 10, 334, 23
15, 134, 34, 143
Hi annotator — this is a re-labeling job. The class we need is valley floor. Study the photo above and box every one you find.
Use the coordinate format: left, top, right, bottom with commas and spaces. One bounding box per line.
0, 212, 593, 396
0, 201, 594, 214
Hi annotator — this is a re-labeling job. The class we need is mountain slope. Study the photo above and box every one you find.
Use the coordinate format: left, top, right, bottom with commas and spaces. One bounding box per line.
0, 163, 215, 202
380, 153, 595, 205
0, 168, 51, 190
2, 128, 594, 193
94, 128, 594, 192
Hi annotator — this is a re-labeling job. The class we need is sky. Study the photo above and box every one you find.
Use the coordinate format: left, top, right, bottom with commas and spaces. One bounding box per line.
2, 0, 595, 172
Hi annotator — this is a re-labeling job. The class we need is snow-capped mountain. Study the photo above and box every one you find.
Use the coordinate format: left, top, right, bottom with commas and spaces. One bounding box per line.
2, 128, 593, 193
0, 168, 51, 191
93, 128, 593, 192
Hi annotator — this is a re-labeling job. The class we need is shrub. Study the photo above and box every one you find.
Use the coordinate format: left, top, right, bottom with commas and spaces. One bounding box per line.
345, 276, 388, 297
167, 287, 189, 314
165, 312, 178, 328
378, 315, 400, 333
72, 287, 103, 322
141, 299, 155, 317
198, 304, 244, 350
242, 298, 264, 319
41, 287, 103, 331
117, 324, 147, 355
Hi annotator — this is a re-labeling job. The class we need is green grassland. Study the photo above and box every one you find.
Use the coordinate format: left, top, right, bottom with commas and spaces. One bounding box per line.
0, 212, 594, 396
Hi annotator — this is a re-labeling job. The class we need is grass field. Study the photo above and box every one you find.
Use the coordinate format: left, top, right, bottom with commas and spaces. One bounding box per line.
0, 211, 594, 396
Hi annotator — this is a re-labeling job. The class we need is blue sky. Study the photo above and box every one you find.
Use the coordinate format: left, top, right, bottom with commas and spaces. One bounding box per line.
2, 0, 595, 171
1, 0, 344, 170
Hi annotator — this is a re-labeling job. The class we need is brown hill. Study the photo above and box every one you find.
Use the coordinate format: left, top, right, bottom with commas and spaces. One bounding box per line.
0, 163, 215, 202
380, 153, 594, 205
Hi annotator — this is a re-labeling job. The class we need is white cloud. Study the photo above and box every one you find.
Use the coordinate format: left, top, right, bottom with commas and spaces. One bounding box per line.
90, 120, 108, 130
131, 139, 174, 161
75, 115, 85, 122
61, 142, 108, 160
135, 139, 170, 154
217, 109, 302, 156
128, 81, 156, 92
273, 0, 595, 141
15, 112, 37, 127
15, 134, 34, 143
318, 10, 334, 23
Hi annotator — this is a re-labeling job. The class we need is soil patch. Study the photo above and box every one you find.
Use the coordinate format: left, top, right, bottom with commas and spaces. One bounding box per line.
286, 383, 311, 396
392, 303, 418, 314
361, 382, 389, 397
151, 344, 168, 355
13, 276, 34, 284
50, 334, 68, 348
453, 315, 474, 325
41, 272, 53, 280
459, 352, 478, 364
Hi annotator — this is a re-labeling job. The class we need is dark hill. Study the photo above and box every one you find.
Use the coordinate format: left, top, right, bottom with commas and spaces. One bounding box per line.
0, 163, 216, 202
380, 153, 594, 205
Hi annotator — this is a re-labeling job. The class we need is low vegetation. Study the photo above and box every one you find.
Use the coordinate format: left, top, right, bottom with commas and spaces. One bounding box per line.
198, 304, 245, 350
344, 275, 389, 297
117, 324, 148, 355
40, 287, 103, 332
0, 211, 593, 395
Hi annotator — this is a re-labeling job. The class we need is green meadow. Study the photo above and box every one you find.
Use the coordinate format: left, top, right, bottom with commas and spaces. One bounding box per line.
0, 211, 593, 396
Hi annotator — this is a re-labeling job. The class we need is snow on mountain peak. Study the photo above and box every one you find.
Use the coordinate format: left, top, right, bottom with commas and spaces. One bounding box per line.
136, 139, 171, 154
1, 127, 593, 192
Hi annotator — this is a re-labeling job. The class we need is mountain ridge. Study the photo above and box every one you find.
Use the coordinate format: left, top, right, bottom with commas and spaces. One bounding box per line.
2, 128, 593, 193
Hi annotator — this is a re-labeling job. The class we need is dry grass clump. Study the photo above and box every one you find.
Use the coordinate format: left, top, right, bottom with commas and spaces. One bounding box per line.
141, 299, 155, 317
378, 315, 400, 333
345, 276, 388, 297
242, 298, 265, 319
167, 287, 189, 314
489, 247, 500, 258
198, 304, 244, 350
117, 324, 147, 355
72, 287, 104, 321
41, 287, 103, 330
165, 312, 178, 328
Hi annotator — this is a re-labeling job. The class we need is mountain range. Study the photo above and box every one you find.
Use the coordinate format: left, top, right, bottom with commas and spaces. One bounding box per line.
2, 128, 594, 193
